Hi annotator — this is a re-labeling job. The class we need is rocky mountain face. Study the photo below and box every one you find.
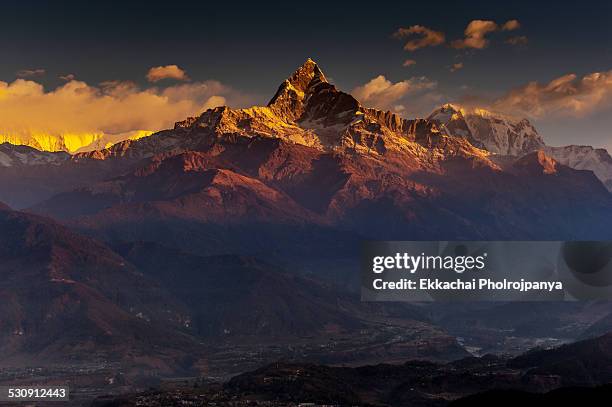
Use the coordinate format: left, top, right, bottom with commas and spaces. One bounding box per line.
428, 103, 612, 191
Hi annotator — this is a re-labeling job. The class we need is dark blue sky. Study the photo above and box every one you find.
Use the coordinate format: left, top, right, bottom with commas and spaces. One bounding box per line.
2, 0, 612, 148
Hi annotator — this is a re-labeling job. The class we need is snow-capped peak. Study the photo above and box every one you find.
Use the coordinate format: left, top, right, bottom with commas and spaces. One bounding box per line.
427, 103, 612, 191
428, 103, 545, 156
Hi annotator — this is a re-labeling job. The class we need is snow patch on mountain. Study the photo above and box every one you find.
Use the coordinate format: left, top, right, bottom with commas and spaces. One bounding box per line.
545, 145, 612, 191
428, 104, 545, 155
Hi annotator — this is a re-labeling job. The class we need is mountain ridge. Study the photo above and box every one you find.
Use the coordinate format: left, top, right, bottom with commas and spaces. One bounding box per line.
73, 59, 491, 166
428, 103, 612, 190
2, 60, 610, 200
18, 59, 612, 243
1, 59, 610, 194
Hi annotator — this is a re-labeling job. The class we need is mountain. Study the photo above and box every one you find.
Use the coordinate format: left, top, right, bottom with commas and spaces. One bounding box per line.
0, 202, 467, 382
0, 130, 153, 154
428, 300, 612, 355
427, 103, 612, 191
1, 61, 611, 211
0, 143, 146, 209
428, 103, 545, 155
221, 333, 612, 405
508, 332, 612, 386
116, 243, 366, 338
33, 151, 321, 222
3, 59, 610, 211
0, 203, 208, 374
25, 61, 610, 240
97, 333, 612, 406
25, 60, 612, 364
74, 59, 488, 163
5, 58, 612, 345
2, 58, 612, 403
36, 138, 612, 242
0, 143, 70, 167
112, 241, 467, 371
544, 144, 612, 191
0, 132, 105, 154
74, 130, 154, 153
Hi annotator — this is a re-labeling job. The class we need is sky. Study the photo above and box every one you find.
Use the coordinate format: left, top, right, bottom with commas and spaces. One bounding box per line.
1, 0, 612, 150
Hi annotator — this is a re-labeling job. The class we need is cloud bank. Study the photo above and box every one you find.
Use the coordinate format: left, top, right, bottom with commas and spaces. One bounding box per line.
492, 70, 612, 118
0, 76, 251, 151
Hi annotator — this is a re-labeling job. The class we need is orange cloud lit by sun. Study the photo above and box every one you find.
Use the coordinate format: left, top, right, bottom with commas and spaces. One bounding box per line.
0, 75, 249, 153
